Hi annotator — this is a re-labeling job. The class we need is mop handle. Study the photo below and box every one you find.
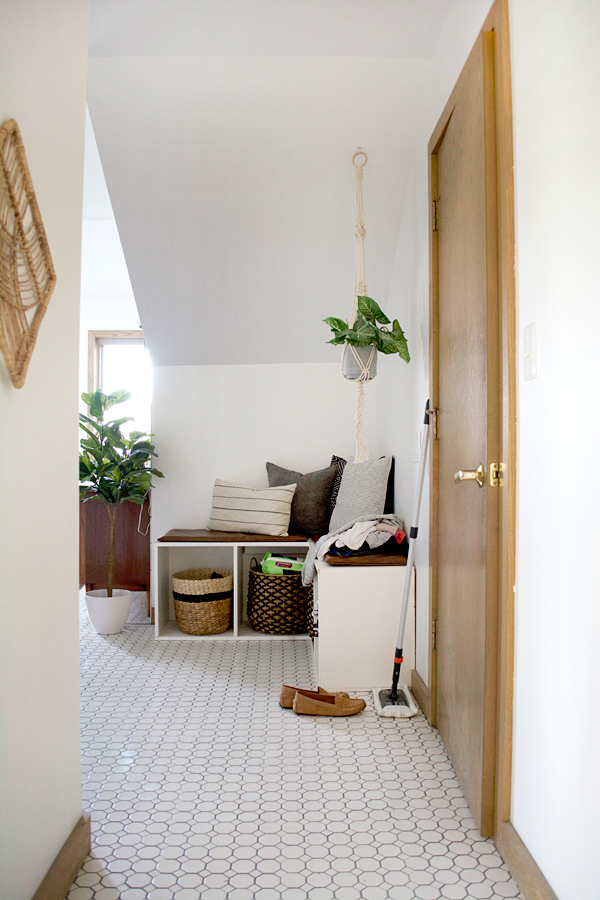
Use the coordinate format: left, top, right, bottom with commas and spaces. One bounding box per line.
393, 401, 431, 664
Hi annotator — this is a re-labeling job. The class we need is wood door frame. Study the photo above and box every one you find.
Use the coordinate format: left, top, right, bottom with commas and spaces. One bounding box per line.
422, 2, 558, 897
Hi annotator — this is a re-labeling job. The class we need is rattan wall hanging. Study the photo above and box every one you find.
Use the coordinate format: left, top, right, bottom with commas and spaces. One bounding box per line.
0, 119, 56, 388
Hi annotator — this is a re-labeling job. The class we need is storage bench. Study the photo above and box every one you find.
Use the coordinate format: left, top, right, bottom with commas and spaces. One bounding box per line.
153, 529, 311, 641
314, 554, 413, 691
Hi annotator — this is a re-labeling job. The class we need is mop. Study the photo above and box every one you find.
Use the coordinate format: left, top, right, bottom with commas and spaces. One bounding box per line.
373, 400, 431, 718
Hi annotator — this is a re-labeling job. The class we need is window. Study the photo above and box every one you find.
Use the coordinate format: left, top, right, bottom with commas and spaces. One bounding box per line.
88, 330, 152, 437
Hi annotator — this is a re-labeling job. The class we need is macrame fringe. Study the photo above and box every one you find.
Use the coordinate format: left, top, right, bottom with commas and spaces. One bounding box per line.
354, 380, 369, 464
347, 150, 372, 464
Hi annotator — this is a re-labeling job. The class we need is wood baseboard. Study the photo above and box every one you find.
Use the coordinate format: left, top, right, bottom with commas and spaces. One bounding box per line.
495, 822, 559, 900
410, 668, 431, 721
32, 814, 91, 900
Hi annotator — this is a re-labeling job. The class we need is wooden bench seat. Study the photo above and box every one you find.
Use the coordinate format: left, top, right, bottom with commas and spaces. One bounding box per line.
157, 529, 309, 543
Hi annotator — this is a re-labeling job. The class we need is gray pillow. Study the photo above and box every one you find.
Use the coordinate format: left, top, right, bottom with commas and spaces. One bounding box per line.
266, 462, 337, 536
328, 456, 393, 533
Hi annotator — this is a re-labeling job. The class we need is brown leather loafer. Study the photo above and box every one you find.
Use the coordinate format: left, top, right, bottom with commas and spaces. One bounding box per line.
292, 691, 366, 717
279, 684, 349, 709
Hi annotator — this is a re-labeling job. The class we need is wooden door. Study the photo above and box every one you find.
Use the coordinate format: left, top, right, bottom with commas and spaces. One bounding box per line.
429, 32, 500, 838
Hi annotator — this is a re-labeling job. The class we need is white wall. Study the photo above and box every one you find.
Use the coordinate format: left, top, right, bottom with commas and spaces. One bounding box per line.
151, 362, 390, 539
0, 2, 89, 899
510, 1, 600, 896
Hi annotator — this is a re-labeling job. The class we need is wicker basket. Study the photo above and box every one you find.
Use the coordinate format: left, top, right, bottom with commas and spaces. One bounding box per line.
172, 568, 233, 635
247, 558, 313, 636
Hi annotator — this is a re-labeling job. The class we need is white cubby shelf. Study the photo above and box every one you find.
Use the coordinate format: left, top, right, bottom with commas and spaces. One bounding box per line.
153, 530, 311, 641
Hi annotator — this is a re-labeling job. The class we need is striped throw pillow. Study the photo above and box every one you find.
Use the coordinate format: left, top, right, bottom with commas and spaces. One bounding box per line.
208, 479, 297, 536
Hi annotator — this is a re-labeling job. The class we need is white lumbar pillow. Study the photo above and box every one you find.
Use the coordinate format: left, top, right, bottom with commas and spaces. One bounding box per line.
208, 479, 297, 536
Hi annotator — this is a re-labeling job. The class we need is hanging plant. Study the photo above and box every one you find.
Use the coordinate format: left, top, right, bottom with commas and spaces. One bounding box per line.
324, 295, 410, 363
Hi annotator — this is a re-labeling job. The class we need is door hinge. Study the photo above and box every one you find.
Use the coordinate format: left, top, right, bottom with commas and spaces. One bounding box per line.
489, 462, 505, 487
431, 619, 437, 651
427, 407, 439, 440
432, 200, 438, 232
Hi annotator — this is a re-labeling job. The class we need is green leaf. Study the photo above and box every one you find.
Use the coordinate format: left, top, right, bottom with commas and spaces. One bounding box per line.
395, 336, 410, 363
102, 389, 131, 410
376, 330, 400, 354
357, 296, 390, 325
345, 313, 379, 346
82, 391, 105, 420
79, 413, 100, 430
323, 317, 348, 333
81, 389, 132, 421
80, 433, 100, 450
106, 416, 135, 429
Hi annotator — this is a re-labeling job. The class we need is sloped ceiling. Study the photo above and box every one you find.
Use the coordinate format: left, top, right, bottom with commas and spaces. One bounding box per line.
87, 1, 451, 366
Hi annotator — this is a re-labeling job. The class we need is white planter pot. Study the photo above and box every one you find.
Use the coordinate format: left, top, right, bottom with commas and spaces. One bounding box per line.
85, 589, 132, 635
342, 343, 377, 381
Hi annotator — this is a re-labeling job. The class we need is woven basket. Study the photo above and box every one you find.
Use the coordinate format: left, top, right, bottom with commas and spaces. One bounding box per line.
247, 559, 313, 636
172, 568, 233, 635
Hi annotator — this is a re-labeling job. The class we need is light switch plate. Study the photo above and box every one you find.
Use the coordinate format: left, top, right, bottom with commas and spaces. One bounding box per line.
523, 322, 537, 381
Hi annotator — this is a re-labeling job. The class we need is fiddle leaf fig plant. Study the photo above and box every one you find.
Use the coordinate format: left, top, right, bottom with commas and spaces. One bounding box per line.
79, 389, 164, 597
324, 295, 410, 363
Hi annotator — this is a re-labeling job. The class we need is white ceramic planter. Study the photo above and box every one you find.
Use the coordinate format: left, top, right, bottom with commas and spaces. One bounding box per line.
85, 589, 132, 635
342, 343, 377, 380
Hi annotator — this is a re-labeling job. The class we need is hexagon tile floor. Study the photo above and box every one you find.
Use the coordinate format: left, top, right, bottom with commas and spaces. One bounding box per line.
71, 592, 524, 900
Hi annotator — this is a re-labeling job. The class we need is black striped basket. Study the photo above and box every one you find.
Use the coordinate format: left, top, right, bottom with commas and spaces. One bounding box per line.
172, 568, 233, 635
247, 558, 313, 636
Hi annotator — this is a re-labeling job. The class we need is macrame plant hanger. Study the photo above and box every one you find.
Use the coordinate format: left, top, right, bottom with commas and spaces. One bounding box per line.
347, 149, 374, 464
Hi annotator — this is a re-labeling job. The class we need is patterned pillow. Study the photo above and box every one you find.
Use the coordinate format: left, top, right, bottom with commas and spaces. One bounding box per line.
329, 455, 347, 516
328, 456, 393, 533
267, 462, 337, 536
208, 479, 296, 536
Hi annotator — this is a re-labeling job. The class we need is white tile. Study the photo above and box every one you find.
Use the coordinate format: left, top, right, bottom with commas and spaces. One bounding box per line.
72, 590, 523, 900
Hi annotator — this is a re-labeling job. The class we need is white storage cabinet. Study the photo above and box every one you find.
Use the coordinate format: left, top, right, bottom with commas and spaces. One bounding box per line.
153, 537, 311, 641
314, 558, 413, 691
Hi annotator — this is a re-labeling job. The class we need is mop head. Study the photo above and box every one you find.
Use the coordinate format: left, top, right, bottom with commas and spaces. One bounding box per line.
373, 685, 419, 718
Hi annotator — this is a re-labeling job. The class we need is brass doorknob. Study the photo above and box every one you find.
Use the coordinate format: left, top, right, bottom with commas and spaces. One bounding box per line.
454, 464, 485, 487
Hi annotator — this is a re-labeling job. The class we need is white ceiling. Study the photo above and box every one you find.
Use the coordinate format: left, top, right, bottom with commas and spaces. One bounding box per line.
87, 1, 452, 366
89, 0, 452, 59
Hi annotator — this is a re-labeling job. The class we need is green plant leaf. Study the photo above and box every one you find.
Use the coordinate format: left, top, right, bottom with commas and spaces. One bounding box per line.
377, 330, 400, 354
357, 296, 390, 325
106, 416, 135, 428
126, 431, 147, 444
82, 391, 105, 420
79, 430, 100, 447
79, 413, 100, 430
102, 389, 131, 410
392, 333, 410, 363
346, 313, 379, 346
323, 317, 348, 332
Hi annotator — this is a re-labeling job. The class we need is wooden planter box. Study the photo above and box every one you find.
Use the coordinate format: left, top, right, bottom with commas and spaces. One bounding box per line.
80, 497, 150, 595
